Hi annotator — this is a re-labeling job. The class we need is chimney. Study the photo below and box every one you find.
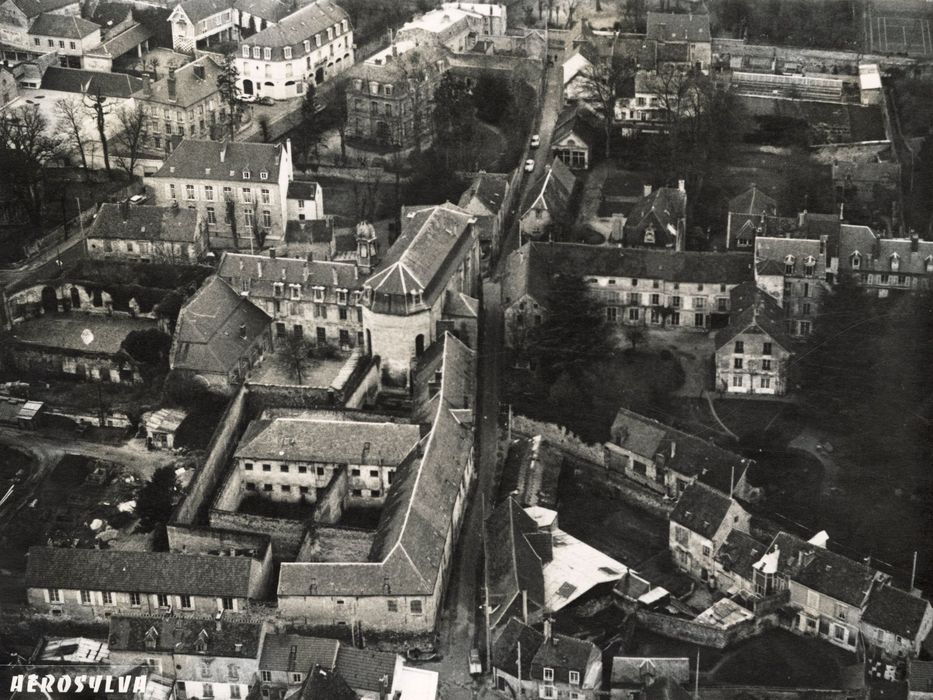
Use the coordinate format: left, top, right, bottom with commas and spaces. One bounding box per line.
167, 68, 176, 100
839, 202, 844, 221
643, 184, 652, 197
220, 141, 227, 163
543, 617, 552, 642
215, 610, 224, 631
392, 43, 398, 57
797, 209, 807, 228
270, 248, 276, 259
285, 138, 292, 162
257, 260, 263, 278
911, 232, 920, 252
670, 441, 676, 459
678, 178, 686, 193
239, 323, 247, 339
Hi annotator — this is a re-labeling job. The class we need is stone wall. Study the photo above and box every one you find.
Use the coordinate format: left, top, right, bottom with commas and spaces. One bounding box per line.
208, 509, 308, 561
244, 382, 335, 411
313, 465, 348, 525
512, 414, 606, 465
166, 524, 270, 555
699, 684, 867, 700
634, 609, 764, 650
343, 356, 380, 409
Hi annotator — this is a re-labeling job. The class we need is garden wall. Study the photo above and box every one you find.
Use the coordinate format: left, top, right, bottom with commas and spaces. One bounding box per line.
512, 414, 605, 465
208, 509, 307, 560
635, 609, 762, 649
245, 382, 334, 410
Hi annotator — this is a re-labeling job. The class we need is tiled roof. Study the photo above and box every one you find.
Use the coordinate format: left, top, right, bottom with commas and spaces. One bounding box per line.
40, 66, 143, 98
862, 585, 931, 639
520, 158, 576, 220
171, 276, 271, 375
348, 43, 449, 87
152, 139, 287, 182
610, 407, 750, 494
87, 203, 199, 243
443, 289, 478, 318
12, 314, 157, 356
620, 186, 686, 246
714, 282, 794, 352
287, 181, 319, 200
492, 618, 543, 678
458, 171, 509, 216
171, 0, 232, 23
646, 12, 711, 43
669, 481, 735, 540
533, 633, 596, 676
259, 634, 339, 672
502, 242, 754, 309
837, 228, 933, 276
12, 0, 79, 19
108, 615, 263, 657
334, 646, 397, 693
755, 236, 827, 278
299, 665, 358, 700
714, 529, 766, 583
29, 12, 99, 38
234, 418, 420, 464
729, 185, 777, 216
908, 659, 933, 693
91, 2, 132, 28
552, 103, 601, 150
98, 23, 153, 59
26, 546, 256, 597
611, 657, 690, 685
135, 55, 221, 107
645, 677, 693, 700
485, 497, 545, 627
217, 253, 362, 307
240, 0, 349, 60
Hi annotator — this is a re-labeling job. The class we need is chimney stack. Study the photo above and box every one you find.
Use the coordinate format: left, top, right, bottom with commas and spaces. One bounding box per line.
220, 141, 227, 163
670, 441, 676, 458
543, 617, 552, 642
678, 178, 686, 193
239, 323, 247, 339
167, 67, 176, 100
911, 232, 920, 253
643, 184, 652, 198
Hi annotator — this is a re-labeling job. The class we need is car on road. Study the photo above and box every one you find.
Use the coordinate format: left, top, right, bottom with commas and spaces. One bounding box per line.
257, 96, 275, 106
469, 648, 482, 675
530, 134, 540, 148
128, 194, 148, 205
524, 159, 535, 172
406, 644, 440, 663
238, 94, 256, 103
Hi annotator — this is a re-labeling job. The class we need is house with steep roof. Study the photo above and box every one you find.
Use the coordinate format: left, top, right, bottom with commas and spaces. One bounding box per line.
458, 170, 511, 268
610, 656, 690, 700
235, 0, 353, 101
360, 202, 479, 389
85, 202, 205, 264
334, 645, 402, 699
168, 0, 312, 54
169, 275, 273, 393
712, 528, 768, 598
618, 183, 686, 250
26, 12, 100, 67
485, 497, 546, 628
295, 665, 358, 700
492, 618, 603, 700
275, 333, 475, 632
25, 545, 272, 618
837, 228, 933, 296
860, 584, 933, 659
714, 282, 794, 396
607, 407, 751, 499
258, 633, 340, 694
726, 184, 778, 249
669, 481, 751, 583
645, 12, 711, 72
286, 180, 324, 221
107, 614, 267, 700
552, 102, 602, 170
148, 138, 294, 248
519, 158, 577, 241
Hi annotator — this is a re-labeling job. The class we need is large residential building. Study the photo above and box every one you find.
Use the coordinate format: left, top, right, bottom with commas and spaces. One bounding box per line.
714, 282, 794, 396
236, 0, 353, 100
645, 12, 711, 72
502, 242, 755, 348
726, 184, 778, 249
167, 0, 311, 54
84, 202, 205, 264
837, 227, 933, 296
861, 584, 933, 659
27, 12, 100, 67
149, 139, 294, 249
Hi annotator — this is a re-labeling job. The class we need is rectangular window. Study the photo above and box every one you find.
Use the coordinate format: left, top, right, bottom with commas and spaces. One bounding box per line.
763, 342, 772, 355
543, 668, 554, 682
261, 188, 270, 204
130, 592, 141, 606
230, 686, 241, 699
261, 671, 272, 682
169, 183, 176, 200
242, 188, 252, 203
102, 591, 113, 605
205, 185, 214, 200
206, 207, 216, 225
243, 45, 250, 58
180, 594, 192, 609
80, 590, 92, 604
694, 297, 706, 310
671, 296, 681, 308
263, 47, 271, 60
734, 358, 743, 369
569, 671, 580, 686
280, 464, 288, 473
221, 597, 234, 610
410, 599, 423, 614
157, 593, 170, 607
760, 376, 771, 389
762, 359, 772, 371
262, 210, 272, 228
734, 341, 744, 354
387, 600, 398, 612
732, 375, 743, 387
48, 588, 61, 603
284, 46, 292, 59
186, 184, 195, 200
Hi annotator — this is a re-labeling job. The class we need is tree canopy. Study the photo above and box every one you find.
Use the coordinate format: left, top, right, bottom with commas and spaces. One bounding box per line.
136, 466, 177, 532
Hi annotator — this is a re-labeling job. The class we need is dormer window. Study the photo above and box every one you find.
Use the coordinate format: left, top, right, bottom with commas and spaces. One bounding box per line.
312, 286, 325, 302
851, 252, 861, 269
253, 46, 260, 59
144, 626, 159, 650
336, 288, 348, 305
195, 629, 209, 653
263, 47, 271, 60
284, 46, 292, 59
273, 282, 284, 297
315, 34, 322, 47
363, 286, 372, 303
410, 289, 423, 306
804, 256, 816, 276
289, 284, 301, 300
304, 40, 311, 53
644, 228, 655, 244
242, 45, 249, 58
890, 252, 900, 272
352, 290, 362, 305
260, 171, 268, 180
784, 254, 795, 275
242, 170, 251, 180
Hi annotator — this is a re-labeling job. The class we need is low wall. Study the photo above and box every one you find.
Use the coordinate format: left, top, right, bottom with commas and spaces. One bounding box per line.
635, 609, 765, 650
166, 524, 270, 555
171, 386, 249, 526
343, 356, 380, 409
244, 382, 335, 411
700, 684, 866, 700
712, 38, 919, 72
208, 509, 307, 561
511, 414, 605, 465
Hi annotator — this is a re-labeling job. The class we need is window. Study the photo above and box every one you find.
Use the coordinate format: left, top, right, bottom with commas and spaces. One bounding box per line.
205, 185, 214, 201
784, 255, 795, 275
157, 593, 170, 608
763, 342, 772, 355
245, 208, 254, 227
169, 183, 176, 200
702, 545, 711, 557
410, 599, 423, 614
802, 282, 810, 297
650, 293, 660, 305
243, 45, 250, 57
186, 184, 195, 200
130, 592, 141, 606
261, 671, 272, 682
671, 296, 681, 308
262, 210, 272, 228
242, 187, 252, 202
734, 358, 743, 369
694, 297, 706, 310
762, 359, 772, 371
543, 668, 554, 682
263, 483, 273, 492
734, 341, 744, 354
284, 46, 292, 59
351, 468, 361, 477
280, 464, 288, 473
263, 47, 271, 60
290, 673, 302, 683
802, 303, 811, 316
181, 594, 192, 609
628, 308, 639, 321
34, 38, 40, 46
230, 686, 241, 699
102, 591, 113, 605
281, 485, 291, 492
261, 188, 270, 204
48, 588, 60, 603
569, 671, 580, 685
718, 297, 728, 312
221, 597, 234, 610
263, 463, 271, 472
760, 376, 770, 389
313, 286, 325, 302
207, 207, 216, 225
732, 375, 743, 387
631, 278, 638, 287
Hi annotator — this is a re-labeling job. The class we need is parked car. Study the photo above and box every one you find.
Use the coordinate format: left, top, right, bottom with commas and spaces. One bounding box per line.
406, 644, 440, 663
257, 96, 275, 106
128, 194, 147, 205
238, 94, 256, 103
524, 159, 535, 172
530, 134, 540, 148
469, 648, 482, 675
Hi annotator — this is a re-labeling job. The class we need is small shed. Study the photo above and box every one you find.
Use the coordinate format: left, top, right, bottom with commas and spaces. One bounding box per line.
16, 400, 44, 429
142, 408, 187, 449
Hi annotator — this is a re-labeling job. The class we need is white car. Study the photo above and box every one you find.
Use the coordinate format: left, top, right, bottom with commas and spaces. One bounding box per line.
128, 194, 148, 205
524, 159, 535, 172
238, 94, 256, 103
530, 134, 540, 148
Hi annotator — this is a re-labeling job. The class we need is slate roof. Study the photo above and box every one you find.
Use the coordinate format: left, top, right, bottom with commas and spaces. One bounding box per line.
171, 276, 271, 375
669, 481, 735, 540
908, 660, 933, 693
755, 236, 827, 278
458, 171, 509, 217
152, 139, 287, 182
26, 547, 256, 597
485, 497, 545, 628
862, 585, 931, 639
714, 282, 794, 352
87, 203, 200, 243
837, 228, 933, 276
29, 12, 99, 38
90, 2, 132, 28
240, 0, 349, 60
277, 333, 475, 597
611, 657, 690, 686
364, 202, 476, 309
136, 55, 221, 107
646, 12, 711, 43
492, 618, 543, 678
287, 181, 319, 200
729, 185, 777, 216
620, 186, 686, 246
715, 529, 766, 583
234, 418, 420, 464
40, 66, 143, 98
552, 103, 601, 151
610, 407, 750, 494
533, 633, 596, 676
171, 0, 232, 23
349, 43, 449, 88
502, 242, 754, 308
217, 253, 361, 305
259, 634, 340, 672
299, 665, 358, 700
98, 23, 153, 59
520, 158, 576, 221
334, 646, 397, 693
443, 289, 478, 318
12, 0, 78, 19
108, 615, 263, 657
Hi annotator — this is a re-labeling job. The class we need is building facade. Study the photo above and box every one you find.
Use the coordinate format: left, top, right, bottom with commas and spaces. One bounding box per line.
85, 203, 206, 264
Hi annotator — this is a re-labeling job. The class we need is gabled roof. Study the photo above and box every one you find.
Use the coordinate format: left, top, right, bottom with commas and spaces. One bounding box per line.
646, 12, 711, 43
485, 497, 545, 628
755, 236, 827, 278
715, 529, 766, 583
135, 55, 221, 107
259, 634, 340, 673
87, 203, 199, 243
10, 0, 77, 20
171, 276, 271, 375
29, 12, 99, 38
520, 158, 576, 219
862, 585, 931, 639
349, 43, 450, 88
234, 418, 420, 464
552, 103, 601, 151
620, 186, 686, 244
334, 646, 397, 693
152, 139, 288, 182
729, 185, 777, 216
458, 171, 509, 216
492, 618, 544, 678
26, 546, 257, 598
533, 633, 597, 675
714, 282, 794, 352
908, 659, 933, 693
40, 66, 143, 98
169, 0, 232, 23
240, 0, 349, 59
299, 665, 358, 700
670, 481, 736, 540
611, 657, 690, 686
610, 407, 750, 494
108, 615, 263, 657
217, 253, 361, 303
96, 23, 153, 59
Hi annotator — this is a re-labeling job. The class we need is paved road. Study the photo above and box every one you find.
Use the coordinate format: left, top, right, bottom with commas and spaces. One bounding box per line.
0, 232, 88, 289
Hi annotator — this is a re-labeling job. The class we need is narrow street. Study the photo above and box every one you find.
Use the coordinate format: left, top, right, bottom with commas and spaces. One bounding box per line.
436, 280, 503, 700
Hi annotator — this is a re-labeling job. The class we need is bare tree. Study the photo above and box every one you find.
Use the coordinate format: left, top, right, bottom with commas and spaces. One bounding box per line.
55, 97, 90, 173
282, 333, 316, 384
114, 103, 149, 176
84, 88, 113, 175
577, 40, 636, 157
0, 104, 60, 226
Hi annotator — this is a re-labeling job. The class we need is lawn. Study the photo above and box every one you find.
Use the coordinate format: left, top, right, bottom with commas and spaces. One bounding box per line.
712, 399, 804, 448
